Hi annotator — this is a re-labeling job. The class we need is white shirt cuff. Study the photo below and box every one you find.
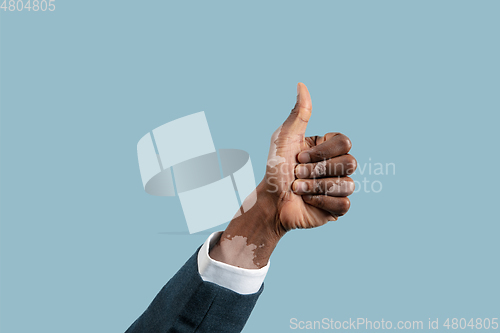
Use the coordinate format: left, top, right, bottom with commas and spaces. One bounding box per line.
197, 231, 269, 295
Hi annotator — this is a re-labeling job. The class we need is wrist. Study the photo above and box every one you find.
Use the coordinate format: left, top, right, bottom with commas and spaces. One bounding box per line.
209, 181, 286, 269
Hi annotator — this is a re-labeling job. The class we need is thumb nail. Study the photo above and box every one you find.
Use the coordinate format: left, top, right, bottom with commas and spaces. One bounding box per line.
296, 83, 301, 103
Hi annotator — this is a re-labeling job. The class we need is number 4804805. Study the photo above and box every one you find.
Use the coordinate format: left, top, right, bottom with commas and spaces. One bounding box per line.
1, 0, 56, 11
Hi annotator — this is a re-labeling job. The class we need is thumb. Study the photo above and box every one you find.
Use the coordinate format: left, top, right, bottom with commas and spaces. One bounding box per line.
282, 82, 312, 136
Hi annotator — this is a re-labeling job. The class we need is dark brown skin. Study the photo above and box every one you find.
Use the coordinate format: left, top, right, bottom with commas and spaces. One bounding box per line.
210, 83, 357, 269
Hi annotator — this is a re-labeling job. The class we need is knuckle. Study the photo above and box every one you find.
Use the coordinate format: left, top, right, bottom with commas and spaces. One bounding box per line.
344, 154, 357, 174
302, 104, 312, 112
315, 132, 338, 146
290, 106, 310, 123
337, 134, 352, 153
324, 132, 340, 140
338, 197, 351, 215
297, 114, 309, 123
345, 177, 355, 195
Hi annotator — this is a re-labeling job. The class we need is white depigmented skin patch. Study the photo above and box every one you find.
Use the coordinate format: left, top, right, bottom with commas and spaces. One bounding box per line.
311, 160, 327, 178
240, 188, 258, 213
218, 235, 260, 269
267, 125, 286, 168
326, 179, 354, 195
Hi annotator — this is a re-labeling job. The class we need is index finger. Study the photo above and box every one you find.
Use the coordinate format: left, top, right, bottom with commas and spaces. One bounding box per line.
298, 133, 352, 163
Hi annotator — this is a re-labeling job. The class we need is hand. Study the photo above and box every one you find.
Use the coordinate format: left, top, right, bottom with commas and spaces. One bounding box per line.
262, 82, 357, 233
210, 83, 357, 269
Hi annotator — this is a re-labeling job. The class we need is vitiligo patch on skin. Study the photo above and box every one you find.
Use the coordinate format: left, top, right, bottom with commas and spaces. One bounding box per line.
218, 235, 260, 269
267, 125, 286, 168
311, 160, 327, 178
326, 179, 354, 195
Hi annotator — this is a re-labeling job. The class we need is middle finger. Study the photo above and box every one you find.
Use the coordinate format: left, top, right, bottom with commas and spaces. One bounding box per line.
295, 154, 357, 179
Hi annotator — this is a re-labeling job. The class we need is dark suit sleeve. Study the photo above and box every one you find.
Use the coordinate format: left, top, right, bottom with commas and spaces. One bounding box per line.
125, 247, 263, 333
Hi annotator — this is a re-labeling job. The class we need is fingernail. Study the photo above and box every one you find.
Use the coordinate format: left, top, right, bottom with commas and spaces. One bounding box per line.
298, 152, 311, 163
293, 181, 309, 193
296, 83, 301, 102
303, 195, 313, 201
295, 165, 309, 178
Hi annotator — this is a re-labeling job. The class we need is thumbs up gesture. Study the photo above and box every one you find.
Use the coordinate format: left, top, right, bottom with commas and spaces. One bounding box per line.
210, 83, 357, 269
263, 83, 357, 233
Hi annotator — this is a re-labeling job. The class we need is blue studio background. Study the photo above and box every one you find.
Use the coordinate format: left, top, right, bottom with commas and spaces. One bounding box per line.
1, 1, 499, 332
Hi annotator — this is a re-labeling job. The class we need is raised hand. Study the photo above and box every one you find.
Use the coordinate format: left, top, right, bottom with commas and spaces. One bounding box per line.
263, 82, 356, 232
210, 83, 357, 269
